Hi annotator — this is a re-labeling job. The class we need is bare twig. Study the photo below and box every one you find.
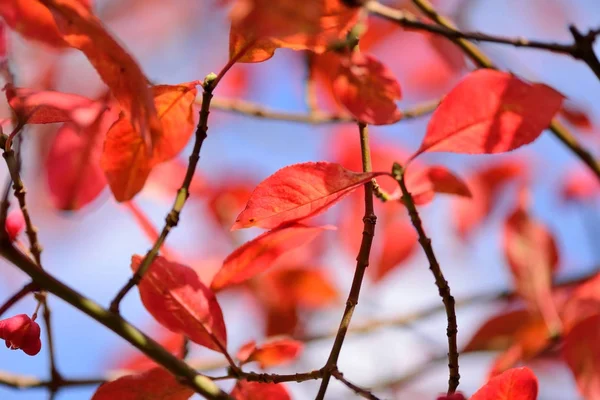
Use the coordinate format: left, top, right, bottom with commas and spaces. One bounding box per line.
315, 122, 377, 400
393, 163, 459, 395
332, 369, 382, 400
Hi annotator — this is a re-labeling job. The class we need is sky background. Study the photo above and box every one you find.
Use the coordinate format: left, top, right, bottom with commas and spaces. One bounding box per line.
1, 0, 600, 399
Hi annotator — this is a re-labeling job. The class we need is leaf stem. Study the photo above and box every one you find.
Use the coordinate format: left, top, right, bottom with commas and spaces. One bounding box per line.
315, 122, 377, 400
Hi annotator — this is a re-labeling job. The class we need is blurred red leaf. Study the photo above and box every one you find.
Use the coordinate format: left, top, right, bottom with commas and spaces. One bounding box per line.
6, 85, 104, 126
451, 160, 525, 238
333, 52, 402, 125
211, 224, 334, 291
4, 209, 24, 242
132, 255, 227, 353
261, 266, 338, 309
373, 217, 417, 282
101, 83, 197, 202
232, 162, 388, 230
559, 102, 593, 131
230, 381, 290, 400
91, 367, 193, 400
403, 165, 471, 205
561, 273, 600, 332
560, 167, 600, 203
236, 337, 303, 368
413, 70, 563, 158
470, 367, 538, 400
562, 314, 600, 399
40, 0, 161, 146
503, 190, 561, 331
207, 181, 253, 230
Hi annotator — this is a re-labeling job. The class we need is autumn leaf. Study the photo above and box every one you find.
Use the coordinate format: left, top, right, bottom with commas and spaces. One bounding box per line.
333, 52, 402, 125
470, 367, 538, 400
232, 162, 388, 230
236, 337, 303, 368
561, 273, 600, 331
560, 167, 600, 203
559, 102, 593, 131
101, 83, 197, 202
261, 267, 338, 309
503, 189, 561, 332
403, 165, 471, 205
562, 314, 600, 400
39, 0, 161, 147
229, 0, 359, 63
132, 255, 227, 353
230, 381, 291, 400
412, 69, 564, 158
6, 85, 105, 126
91, 367, 193, 400
211, 224, 334, 291
373, 217, 417, 282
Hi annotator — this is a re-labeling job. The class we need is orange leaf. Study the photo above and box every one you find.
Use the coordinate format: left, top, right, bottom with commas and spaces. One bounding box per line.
231, 381, 290, 400
211, 224, 334, 291
470, 367, 538, 400
40, 0, 161, 146
232, 162, 388, 230
561, 273, 600, 331
562, 314, 600, 399
262, 267, 338, 309
91, 367, 193, 400
403, 165, 471, 205
236, 337, 303, 369
6, 85, 104, 126
464, 309, 533, 353
132, 255, 227, 353
101, 83, 197, 202
333, 52, 402, 125
412, 69, 564, 158
503, 191, 560, 331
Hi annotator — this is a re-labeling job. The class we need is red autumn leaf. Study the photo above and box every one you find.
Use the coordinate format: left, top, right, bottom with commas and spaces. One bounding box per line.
503, 190, 561, 332
412, 69, 564, 158
91, 367, 193, 400
236, 337, 303, 368
261, 267, 338, 309
132, 255, 227, 353
207, 181, 254, 230
562, 314, 600, 399
6, 85, 105, 126
211, 224, 334, 291
46, 105, 116, 210
101, 83, 197, 202
230, 381, 290, 400
464, 309, 533, 353
402, 165, 471, 205
232, 162, 388, 230
373, 217, 417, 282
561, 273, 600, 332
451, 159, 525, 238
470, 367, 538, 400
229, 0, 359, 63
333, 52, 402, 125
40, 0, 161, 146
560, 167, 600, 203
559, 102, 593, 131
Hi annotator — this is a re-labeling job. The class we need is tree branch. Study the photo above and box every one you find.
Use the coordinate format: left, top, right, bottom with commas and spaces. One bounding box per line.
332, 369, 382, 400
315, 122, 377, 400
393, 163, 460, 395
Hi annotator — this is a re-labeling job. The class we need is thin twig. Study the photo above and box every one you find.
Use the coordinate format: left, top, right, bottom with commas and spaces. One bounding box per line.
0, 281, 37, 318
109, 73, 217, 313
392, 163, 459, 395
315, 122, 377, 400
332, 369, 382, 400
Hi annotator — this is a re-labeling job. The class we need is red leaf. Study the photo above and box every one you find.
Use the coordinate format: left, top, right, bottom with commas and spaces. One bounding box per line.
211, 224, 334, 291
561, 273, 600, 331
403, 165, 471, 205
40, 0, 161, 147
373, 217, 417, 282
562, 314, 600, 399
101, 83, 197, 202
232, 162, 387, 230
333, 52, 402, 125
560, 167, 600, 203
131, 255, 227, 353
470, 367, 538, 400
6, 85, 104, 126
91, 367, 193, 400
262, 267, 338, 309
412, 69, 564, 158
208, 181, 254, 230
559, 102, 593, 131
46, 106, 116, 210
503, 190, 561, 331
230, 381, 290, 400
236, 337, 303, 369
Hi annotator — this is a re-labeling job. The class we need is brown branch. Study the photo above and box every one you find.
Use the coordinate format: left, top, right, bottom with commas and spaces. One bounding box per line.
315, 122, 377, 400
393, 163, 459, 395
0, 281, 36, 318
206, 97, 439, 125
367, 0, 600, 182
109, 73, 217, 313
332, 369, 382, 400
